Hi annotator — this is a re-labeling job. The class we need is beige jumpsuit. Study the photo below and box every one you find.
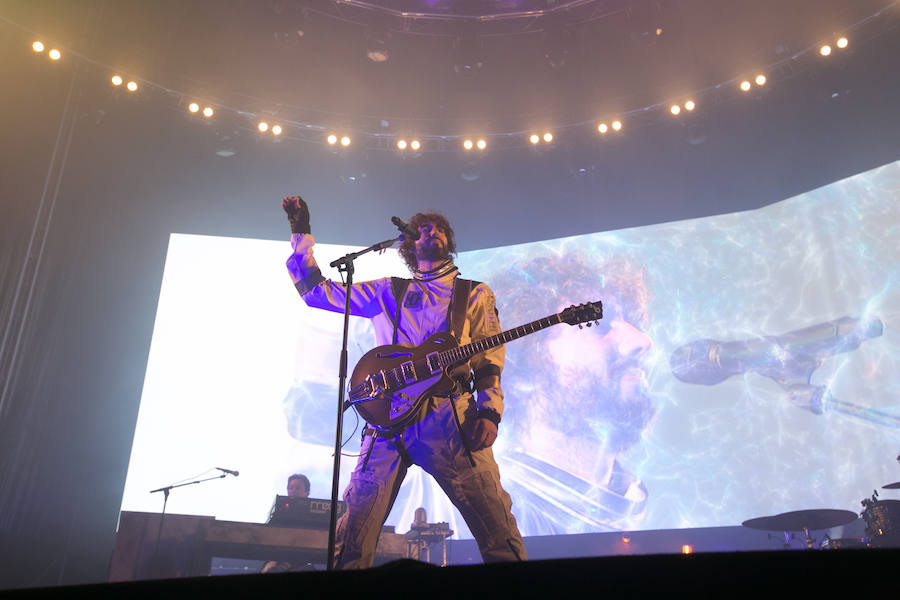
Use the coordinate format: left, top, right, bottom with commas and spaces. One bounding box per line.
287, 234, 527, 568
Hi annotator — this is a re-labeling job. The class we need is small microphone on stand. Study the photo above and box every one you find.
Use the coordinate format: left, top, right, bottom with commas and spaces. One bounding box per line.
391, 216, 420, 241
216, 467, 239, 476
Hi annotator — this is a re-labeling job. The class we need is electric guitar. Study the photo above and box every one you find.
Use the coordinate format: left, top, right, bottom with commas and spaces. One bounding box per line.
346, 301, 603, 429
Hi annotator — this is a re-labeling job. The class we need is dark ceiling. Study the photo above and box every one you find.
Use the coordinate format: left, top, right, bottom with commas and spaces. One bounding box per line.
11, 0, 893, 128
3, 0, 899, 250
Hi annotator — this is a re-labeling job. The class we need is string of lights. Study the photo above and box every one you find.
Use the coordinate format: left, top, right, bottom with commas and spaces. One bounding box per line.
9, 2, 898, 155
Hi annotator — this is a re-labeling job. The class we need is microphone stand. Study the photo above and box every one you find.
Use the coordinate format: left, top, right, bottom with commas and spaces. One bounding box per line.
146, 472, 231, 578
325, 235, 402, 571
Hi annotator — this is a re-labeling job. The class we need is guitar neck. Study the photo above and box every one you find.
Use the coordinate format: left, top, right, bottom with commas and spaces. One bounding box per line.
439, 313, 563, 367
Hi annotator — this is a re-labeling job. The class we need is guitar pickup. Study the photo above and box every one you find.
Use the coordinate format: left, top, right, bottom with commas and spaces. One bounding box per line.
426, 352, 441, 374
400, 361, 417, 383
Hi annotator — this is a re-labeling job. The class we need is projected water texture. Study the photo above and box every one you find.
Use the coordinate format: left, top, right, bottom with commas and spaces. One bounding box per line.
122, 159, 900, 543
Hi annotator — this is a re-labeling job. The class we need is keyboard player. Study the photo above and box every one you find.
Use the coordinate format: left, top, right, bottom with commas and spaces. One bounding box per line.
261, 473, 313, 573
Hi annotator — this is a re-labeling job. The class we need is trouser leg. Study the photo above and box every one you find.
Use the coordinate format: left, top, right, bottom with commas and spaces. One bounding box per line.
443, 447, 528, 562
334, 432, 408, 569
408, 397, 528, 563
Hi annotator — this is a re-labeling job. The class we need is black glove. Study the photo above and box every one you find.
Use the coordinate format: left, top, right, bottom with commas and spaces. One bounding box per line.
282, 196, 311, 234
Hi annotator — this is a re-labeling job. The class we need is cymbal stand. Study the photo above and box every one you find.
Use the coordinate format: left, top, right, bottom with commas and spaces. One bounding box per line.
802, 526, 815, 549
768, 531, 793, 550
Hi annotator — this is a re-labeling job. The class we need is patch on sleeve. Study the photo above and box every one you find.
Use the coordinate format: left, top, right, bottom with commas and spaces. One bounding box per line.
484, 291, 500, 329
404, 291, 423, 308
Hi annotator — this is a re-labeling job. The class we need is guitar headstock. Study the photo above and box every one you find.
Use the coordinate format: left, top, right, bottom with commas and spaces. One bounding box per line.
560, 301, 603, 328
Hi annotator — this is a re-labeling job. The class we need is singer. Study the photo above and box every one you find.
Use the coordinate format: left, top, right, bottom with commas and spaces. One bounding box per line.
283, 198, 527, 569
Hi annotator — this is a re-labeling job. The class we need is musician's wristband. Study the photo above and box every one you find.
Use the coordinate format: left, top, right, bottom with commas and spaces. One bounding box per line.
476, 409, 501, 426
473, 365, 501, 390
294, 268, 325, 296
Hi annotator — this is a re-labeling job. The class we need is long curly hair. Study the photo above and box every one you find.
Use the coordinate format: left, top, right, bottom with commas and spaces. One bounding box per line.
398, 212, 457, 272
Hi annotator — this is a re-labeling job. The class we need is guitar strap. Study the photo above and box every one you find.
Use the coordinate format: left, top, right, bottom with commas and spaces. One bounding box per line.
388, 276, 480, 344
447, 278, 479, 467
448, 278, 478, 340
390, 277, 406, 344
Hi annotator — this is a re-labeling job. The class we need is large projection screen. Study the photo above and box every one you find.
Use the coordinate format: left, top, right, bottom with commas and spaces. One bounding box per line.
121, 159, 900, 540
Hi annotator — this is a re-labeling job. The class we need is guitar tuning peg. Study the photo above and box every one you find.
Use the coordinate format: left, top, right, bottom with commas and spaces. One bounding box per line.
594, 320, 600, 326
578, 324, 583, 329
586, 322, 592, 327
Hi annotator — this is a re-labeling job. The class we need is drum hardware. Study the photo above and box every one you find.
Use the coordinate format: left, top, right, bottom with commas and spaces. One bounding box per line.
742, 509, 859, 549
860, 490, 900, 547
406, 508, 454, 566
766, 531, 795, 550
819, 535, 867, 550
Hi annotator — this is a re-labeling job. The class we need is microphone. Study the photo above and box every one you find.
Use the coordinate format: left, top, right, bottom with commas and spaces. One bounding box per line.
391, 216, 420, 241
670, 316, 883, 386
216, 467, 240, 476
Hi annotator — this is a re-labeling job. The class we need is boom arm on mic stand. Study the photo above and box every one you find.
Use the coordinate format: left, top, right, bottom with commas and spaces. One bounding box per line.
146, 469, 235, 578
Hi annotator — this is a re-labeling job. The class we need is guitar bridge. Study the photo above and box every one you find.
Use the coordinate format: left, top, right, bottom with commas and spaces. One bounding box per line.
349, 371, 389, 403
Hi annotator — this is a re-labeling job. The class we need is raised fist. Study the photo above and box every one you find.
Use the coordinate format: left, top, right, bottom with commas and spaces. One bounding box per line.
282, 195, 310, 234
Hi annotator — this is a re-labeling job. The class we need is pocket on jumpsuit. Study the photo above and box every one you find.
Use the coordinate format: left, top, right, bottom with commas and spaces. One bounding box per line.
342, 438, 384, 544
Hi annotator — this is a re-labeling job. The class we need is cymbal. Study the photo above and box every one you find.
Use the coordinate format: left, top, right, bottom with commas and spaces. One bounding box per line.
883, 481, 900, 489
742, 509, 858, 531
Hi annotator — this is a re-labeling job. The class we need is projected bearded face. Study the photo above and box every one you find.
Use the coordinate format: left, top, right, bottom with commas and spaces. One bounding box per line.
544, 295, 652, 443
495, 253, 654, 482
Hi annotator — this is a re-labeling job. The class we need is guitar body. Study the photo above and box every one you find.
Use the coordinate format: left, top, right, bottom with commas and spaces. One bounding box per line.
349, 331, 462, 430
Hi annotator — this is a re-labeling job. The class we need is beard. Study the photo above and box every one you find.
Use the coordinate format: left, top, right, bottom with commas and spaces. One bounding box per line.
418, 240, 450, 263
506, 351, 654, 454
